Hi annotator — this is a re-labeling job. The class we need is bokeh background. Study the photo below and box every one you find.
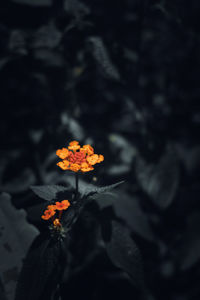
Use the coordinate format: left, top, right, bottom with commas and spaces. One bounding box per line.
0, 0, 200, 300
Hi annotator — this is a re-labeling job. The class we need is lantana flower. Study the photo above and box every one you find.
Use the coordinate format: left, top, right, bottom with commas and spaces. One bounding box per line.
41, 200, 70, 229
41, 209, 56, 220
55, 200, 70, 210
56, 141, 104, 172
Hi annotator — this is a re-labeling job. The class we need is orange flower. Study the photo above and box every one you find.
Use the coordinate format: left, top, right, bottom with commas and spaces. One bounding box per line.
82, 144, 94, 155
56, 141, 104, 172
41, 209, 56, 220
55, 200, 70, 210
57, 160, 70, 170
53, 218, 61, 227
80, 162, 94, 172
68, 141, 80, 151
70, 163, 81, 172
47, 204, 57, 211
87, 154, 99, 165
56, 148, 69, 159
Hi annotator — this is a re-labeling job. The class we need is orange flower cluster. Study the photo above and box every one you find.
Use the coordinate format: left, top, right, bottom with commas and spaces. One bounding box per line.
56, 141, 104, 172
41, 200, 70, 227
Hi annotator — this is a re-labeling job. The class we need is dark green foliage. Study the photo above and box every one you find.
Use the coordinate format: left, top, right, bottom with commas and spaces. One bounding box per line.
135, 145, 180, 209
105, 221, 144, 289
15, 234, 65, 300
30, 185, 71, 201
1, 0, 200, 299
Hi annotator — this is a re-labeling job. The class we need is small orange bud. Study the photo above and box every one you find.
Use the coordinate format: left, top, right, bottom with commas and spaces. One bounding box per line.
53, 218, 61, 227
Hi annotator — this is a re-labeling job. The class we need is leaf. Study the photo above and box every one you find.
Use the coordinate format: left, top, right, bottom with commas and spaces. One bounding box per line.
11, 0, 52, 6
88, 181, 125, 197
67, 176, 124, 198
30, 185, 71, 201
105, 221, 144, 288
96, 192, 155, 241
9, 30, 27, 55
64, 0, 90, 16
135, 146, 179, 209
178, 213, 200, 270
2, 169, 36, 194
15, 235, 65, 300
87, 36, 120, 81
31, 23, 62, 49
0, 193, 39, 300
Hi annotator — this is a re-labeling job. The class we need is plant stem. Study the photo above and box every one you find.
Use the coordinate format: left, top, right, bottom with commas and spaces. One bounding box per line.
75, 172, 79, 201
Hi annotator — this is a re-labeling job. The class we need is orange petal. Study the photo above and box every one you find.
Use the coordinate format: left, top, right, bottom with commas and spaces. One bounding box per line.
86, 154, 99, 165
97, 154, 104, 163
61, 200, 70, 209
57, 160, 70, 170
82, 145, 94, 155
68, 145, 81, 151
41, 209, 55, 220
69, 141, 79, 146
56, 148, 69, 159
47, 205, 57, 211
70, 163, 81, 172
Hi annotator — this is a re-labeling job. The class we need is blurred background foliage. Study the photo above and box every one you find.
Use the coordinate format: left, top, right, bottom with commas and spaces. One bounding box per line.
0, 0, 200, 299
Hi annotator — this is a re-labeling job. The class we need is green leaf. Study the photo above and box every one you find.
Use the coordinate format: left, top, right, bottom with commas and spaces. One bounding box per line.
30, 185, 70, 201
105, 221, 144, 289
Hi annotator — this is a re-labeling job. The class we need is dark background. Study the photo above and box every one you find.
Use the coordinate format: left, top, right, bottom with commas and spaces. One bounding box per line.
0, 0, 200, 300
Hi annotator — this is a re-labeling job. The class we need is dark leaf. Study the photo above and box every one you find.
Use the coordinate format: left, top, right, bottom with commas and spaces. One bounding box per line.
11, 0, 52, 6
2, 169, 36, 194
9, 30, 27, 55
64, 0, 90, 16
0, 193, 38, 300
96, 192, 155, 241
178, 213, 200, 270
87, 36, 120, 81
87, 181, 125, 197
30, 185, 70, 201
31, 23, 62, 49
106, 221, 144, 288
135, 146, 179, 209
66, 177, 124, 198
15, 234, 64, 300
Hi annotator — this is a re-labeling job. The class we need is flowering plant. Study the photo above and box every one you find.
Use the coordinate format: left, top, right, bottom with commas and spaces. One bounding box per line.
14, 140, 142, 300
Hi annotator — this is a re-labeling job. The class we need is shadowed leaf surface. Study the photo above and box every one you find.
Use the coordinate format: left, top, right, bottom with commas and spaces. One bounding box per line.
30, 185, 71, 201
0, 193, 39, 300
135, 146, 179, 209
105, 221, 144, 289
15, 234, 65, 300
